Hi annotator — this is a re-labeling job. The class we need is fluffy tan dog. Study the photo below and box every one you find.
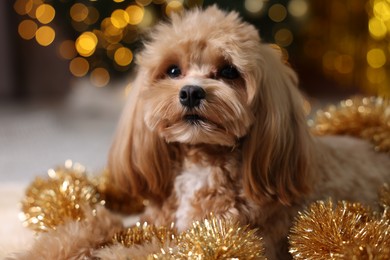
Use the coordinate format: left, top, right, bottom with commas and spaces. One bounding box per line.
108, 6, 390, 259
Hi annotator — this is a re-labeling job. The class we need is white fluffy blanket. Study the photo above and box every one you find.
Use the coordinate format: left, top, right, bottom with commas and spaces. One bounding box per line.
0, 183, 34, 258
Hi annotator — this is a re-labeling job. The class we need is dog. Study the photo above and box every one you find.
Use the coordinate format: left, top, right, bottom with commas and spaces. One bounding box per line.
108, 6, 390, 259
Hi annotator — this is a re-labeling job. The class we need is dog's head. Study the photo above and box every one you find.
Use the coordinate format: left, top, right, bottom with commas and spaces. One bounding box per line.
109, 6, 312, 205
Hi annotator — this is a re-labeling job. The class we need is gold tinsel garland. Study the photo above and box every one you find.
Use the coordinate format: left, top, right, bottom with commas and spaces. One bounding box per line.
311, 96, 390, 152
18, 97, 390, 259
109, 216, 265, 259
20, 168, 389, 260
19, 163, 266, 259
19, 168, 390, 259
112, 222, 177, 248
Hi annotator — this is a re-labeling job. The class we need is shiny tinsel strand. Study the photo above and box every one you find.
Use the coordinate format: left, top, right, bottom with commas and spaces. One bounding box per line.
379, 183, 390, 220
20, 162, 103, 232
110, 222, 178, 259
289, 200, 373, 260
173, 215, 266, 260
344, 219, 390, 259
312, 97, 390, 152
112, 222, 177, 247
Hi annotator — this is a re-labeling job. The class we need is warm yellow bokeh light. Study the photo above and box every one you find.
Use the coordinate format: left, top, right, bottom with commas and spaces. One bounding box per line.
367, 0, 390, 94
374, 1, 390, 21
165, 1, 184, 16
69, 57, 90, 77
126, 5, 144, 25
366, 67, 386, 84
59, 40, 77, 60
245, 0, 265, 14
70, 3, 89, 22
14, 0, 32, 15
18, 19, 38, 40
114, 47, 133, 66
369, 17, 387, 39
268, 4, 287, 22
367, 48, 387, 68
137, 8, 154, 28
274, 28, 293, 47
27, 3, 39, 19
85, 6, 100, 25
101, 18, 123, 43
36, 4, 55, 24
288, 0, 308, 17
106, 33, 123, 44
106, 43, 123, 59
113, 0, 125, 2
90, 68, 110, 87
111, 9, 130, 29
35, 26, 55, 46
104, 31, 123, 45
75, 32, 98, 57
101, 18, 113, 30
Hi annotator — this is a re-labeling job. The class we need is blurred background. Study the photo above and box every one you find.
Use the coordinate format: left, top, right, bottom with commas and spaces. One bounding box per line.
1, 0, 390, 182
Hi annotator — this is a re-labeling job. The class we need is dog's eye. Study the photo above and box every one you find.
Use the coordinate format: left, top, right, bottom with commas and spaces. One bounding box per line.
219, 65, 240, 80
166, 65, 182, 78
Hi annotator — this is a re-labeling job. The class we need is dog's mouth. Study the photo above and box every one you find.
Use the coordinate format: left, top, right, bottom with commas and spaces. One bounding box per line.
183, 114, 206, 124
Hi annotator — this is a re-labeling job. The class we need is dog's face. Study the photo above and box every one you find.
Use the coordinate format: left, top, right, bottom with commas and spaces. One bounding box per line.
109, 6, 311, 204
138, 7, 262, 146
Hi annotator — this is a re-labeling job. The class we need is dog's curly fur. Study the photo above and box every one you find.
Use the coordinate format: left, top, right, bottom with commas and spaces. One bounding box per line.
108, 6, 390, 259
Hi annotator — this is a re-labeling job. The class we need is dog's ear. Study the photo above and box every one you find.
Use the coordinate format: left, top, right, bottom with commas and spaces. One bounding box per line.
108, 69, 177, 201
241, 44, 312, 205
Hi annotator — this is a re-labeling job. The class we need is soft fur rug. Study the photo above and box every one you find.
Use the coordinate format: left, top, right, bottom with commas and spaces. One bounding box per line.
0, 183, 34, 258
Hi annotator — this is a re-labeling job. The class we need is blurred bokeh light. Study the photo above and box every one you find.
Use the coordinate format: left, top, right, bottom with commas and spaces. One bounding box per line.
2, 0, 389, 97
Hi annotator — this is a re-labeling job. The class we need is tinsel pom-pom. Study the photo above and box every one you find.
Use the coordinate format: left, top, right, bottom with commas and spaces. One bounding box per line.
171, 215, 265, 260
289, 199, 390, 259
311, 96, 390, 152
20, 162, 104, 232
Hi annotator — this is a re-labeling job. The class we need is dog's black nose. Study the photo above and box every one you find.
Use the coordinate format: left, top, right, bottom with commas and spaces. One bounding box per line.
179, 85, 206, 108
